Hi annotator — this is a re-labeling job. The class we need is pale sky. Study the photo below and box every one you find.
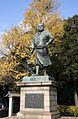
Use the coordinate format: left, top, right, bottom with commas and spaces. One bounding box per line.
0, 0, 78, 57
0, 0, 78, 34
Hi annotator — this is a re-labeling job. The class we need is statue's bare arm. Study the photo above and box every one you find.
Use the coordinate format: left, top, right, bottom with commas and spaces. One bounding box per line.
46, 31, 54, 46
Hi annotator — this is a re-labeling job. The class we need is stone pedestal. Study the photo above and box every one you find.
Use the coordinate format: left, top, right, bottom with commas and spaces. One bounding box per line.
17, 76, 60, 119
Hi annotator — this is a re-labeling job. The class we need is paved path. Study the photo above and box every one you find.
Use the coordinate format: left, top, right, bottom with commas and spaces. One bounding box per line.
59, 117, 78, 119
0, 116, 78, 119
0, 116, 17, 119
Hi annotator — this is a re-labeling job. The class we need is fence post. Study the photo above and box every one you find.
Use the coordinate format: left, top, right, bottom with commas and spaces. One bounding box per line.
8, 94, 13, 117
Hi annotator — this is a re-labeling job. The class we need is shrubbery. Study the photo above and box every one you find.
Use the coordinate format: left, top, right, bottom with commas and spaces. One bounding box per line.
57, 105, 78, 117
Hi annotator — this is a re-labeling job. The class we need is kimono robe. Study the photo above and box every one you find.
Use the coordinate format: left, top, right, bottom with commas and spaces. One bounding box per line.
32, 31, 54, 67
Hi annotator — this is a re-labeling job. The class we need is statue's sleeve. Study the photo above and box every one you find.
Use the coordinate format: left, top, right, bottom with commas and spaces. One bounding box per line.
46, 31, 54, 45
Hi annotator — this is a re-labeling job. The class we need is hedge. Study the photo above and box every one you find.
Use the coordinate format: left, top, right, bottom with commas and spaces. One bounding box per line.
57, 105, 78, 117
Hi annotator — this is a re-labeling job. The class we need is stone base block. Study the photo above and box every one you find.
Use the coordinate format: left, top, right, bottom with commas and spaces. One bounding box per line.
17, 111, 60, 119
17, 76, 60, 119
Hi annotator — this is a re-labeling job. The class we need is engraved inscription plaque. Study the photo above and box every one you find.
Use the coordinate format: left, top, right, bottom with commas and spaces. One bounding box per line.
25, 94, 44, 108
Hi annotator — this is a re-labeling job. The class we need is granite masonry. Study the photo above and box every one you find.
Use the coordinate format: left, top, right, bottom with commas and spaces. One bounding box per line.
17, 76, 60, 119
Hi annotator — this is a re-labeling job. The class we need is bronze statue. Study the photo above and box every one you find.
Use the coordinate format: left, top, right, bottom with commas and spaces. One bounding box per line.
31, 24, 54, 75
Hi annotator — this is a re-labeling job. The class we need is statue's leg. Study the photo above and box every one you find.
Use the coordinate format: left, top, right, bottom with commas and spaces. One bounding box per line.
43, 67, 47, 75
27, 71, 29, 76
36, 65, 39, 75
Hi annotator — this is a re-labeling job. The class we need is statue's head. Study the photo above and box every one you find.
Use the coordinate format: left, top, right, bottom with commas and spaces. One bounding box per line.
38, 23, 44, 32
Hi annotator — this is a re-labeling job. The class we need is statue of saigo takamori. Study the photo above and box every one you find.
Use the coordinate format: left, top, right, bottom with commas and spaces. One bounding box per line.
31, 24, 54, 75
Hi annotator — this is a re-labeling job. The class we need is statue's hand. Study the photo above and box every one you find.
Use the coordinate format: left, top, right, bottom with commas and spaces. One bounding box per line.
31, 49, 34, 54
45, 43, 48, 47
46, 38, 54, 46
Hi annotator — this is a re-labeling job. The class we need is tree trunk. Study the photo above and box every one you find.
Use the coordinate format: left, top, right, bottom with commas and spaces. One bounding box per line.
74, 80, 78, 106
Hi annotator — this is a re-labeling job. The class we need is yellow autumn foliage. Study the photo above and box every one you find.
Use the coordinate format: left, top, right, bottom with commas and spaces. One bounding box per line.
0, 0, 64, 85
23, 0, 64, 40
